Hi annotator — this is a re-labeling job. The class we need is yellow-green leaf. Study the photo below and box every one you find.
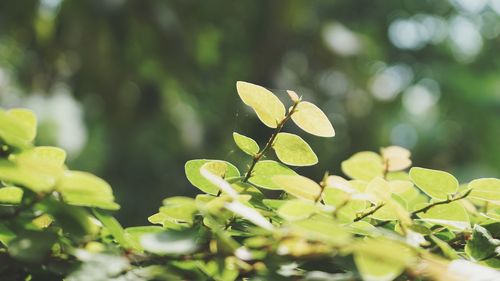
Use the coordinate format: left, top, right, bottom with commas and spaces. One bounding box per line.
7, 108, 37, 142
409, 167, 458, 200
236, 81, 285, 128
0, 109, 35, 149
468, 178, 500, 205
56, 171, 119, 210
233, 132, 260, 156
0, 186, 23, 204
277, 199, 316, 221
341, 151, 384, 181
291, 216, 350, 245
272, 175, 321, 201
291, 101, 335, 137
417, 202, 470, 231
353, 238, 414, 281
248, 160, 297, 190
381, 146, 412, 172
273, 133, 318, 166
185, 159, 240, 195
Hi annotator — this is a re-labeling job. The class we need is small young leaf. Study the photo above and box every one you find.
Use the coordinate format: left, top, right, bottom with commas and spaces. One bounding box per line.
291, 101, 335, 137
0, 186, 23, 204
468, 178, 500, 205
381, 146, 412, 172
409, 167, 458, 200
236, 81, 285, 128
287, 90, 300, 102
272, 175, 321, 201
248, 160, 297, 190
233, 132, 260, 156
185, 159, 240, 195
273, 133, 318, 166
341, 152, 384, 181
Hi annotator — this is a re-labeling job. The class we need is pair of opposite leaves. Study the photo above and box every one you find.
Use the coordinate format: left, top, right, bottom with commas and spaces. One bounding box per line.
236, 81, 335, 138
234, 81, 334, 166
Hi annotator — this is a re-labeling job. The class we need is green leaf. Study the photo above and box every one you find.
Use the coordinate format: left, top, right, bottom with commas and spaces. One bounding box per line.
341, 152, 383, 181
291, 216, 350, 245
248, 160, 297, 190
465, 225, 500, 261
56, 170, 119, 210
94, 209, 130, 249
273, 133, 318, 166
141, 229, 199, 255
0, 160, 58, 193
27, 146, 66, 167
233, 132, 260, 156
0, 224, 15, 246
148, 197, 198, 227
409, 167, 459, 200
0, 186, 23, 204
272, 175, 321, 201
0, 108, 36, 148
291, 101, 335, 137
185, 159, 240, 195
353, 238, 414, 281
430, 235, 460, 259
469, 178, 500, 205
417, 202, 470, 230
8, 230, 57, 263
236, 81, 285, 128
278, 199, 316, 221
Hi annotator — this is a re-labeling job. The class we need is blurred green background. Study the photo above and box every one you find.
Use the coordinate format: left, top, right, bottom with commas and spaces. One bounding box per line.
1, 0, 499, 226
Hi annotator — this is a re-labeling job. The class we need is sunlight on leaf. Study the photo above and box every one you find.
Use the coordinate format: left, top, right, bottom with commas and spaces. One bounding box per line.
273, 133, 318, 166
272, 175, 321, 201
291, 101, 335, 137
236, 81, 285, 128
233, 132, 260, 156
410, 167, 458, 200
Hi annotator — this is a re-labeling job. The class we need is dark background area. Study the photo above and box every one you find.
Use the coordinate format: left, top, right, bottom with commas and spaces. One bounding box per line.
1, 0, 499, 225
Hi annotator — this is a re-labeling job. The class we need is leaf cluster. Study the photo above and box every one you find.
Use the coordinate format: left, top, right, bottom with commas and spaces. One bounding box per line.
1, 82, 500, 281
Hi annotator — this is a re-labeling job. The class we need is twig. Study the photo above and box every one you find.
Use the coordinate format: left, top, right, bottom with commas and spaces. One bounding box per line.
242, 100, 300, 182
353, 203, 385, 222
410, 189, 472, 219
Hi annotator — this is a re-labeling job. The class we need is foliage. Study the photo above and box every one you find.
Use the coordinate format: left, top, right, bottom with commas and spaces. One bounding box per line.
1, 81, 500, 280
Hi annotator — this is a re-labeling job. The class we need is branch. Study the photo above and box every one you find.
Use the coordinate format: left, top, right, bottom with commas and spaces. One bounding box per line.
242, 100, 300, 182
353, 203, 385, 222
410, 189, 472, 219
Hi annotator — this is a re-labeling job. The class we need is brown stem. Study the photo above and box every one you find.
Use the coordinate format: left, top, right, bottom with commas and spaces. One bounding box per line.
410, 189, 472, 219
242, 100, 300, 182
353, 203, 385, 222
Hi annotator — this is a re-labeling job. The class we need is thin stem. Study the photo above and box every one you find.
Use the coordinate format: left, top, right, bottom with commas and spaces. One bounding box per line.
315, 171, 329, 203
410, 189, 472, 219
382, 158, 389, 179
242, 100, 300, 182
353, 203, 385, 222
375, 189, 472, 227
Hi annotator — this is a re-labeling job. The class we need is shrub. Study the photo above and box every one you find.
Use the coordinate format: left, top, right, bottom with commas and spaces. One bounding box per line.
0, 81, 499, 281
